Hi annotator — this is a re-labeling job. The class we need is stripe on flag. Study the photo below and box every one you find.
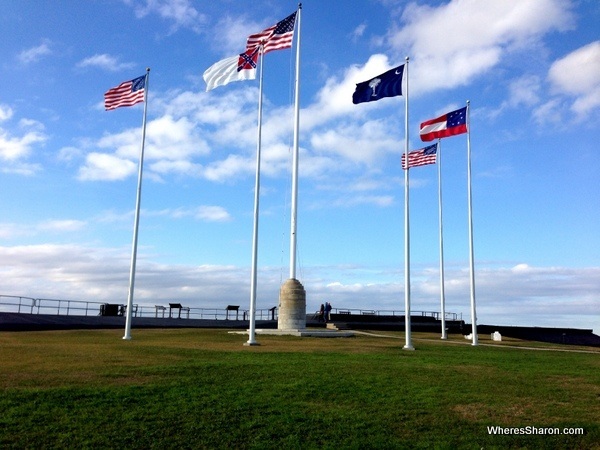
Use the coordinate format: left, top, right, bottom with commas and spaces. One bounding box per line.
419, 107, 467, 142
104, 75, 146, 111
402, 143, 438, 169
246, 11, 296, 54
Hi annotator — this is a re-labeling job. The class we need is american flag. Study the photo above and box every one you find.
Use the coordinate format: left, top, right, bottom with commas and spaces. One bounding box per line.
104, 75, 146, 111
246, 11, 297, 55
402, 143, 438, 169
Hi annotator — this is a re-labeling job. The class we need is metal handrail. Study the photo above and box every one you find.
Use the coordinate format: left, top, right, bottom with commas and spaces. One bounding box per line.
0, 295, 275, 321
1, 294, 461, 322
328, 307, 461, 321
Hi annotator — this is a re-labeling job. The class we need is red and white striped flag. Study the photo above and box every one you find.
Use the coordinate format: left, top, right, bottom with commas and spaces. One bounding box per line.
104, 75, 146, 111
246, 11, 296, 55
402, 143, 438, 169
419, 107, 467, 142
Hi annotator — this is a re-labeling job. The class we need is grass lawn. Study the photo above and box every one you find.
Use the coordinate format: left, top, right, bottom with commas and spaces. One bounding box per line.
1, 328, 599, 449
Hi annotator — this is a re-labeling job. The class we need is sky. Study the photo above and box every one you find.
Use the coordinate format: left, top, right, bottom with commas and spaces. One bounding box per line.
0, 0, 598, 334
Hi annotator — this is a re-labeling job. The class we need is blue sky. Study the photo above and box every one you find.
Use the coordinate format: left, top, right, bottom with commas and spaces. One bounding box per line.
0, 0, 598, 334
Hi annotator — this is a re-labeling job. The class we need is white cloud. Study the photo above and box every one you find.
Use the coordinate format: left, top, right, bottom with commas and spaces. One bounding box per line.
351, 23, 367, 42
305, 54, 394, 127
74, 83, 298, 182
0, 243, 247, 306
124, 0, 207, 33
57, 146, 83, 162
532, 98, 563, 126
0, 104, 14, 122
201, 154, 254, 182
384, 0, 575, 95
0, 223, 31, 240
0, 107, 47, 170
78, 153, 137, 181
212, 16, 265, 55
149, 159, 202, 176
506, 75, 542, 108
310, 119, 400, 166
144, 115, 209, 160
194, 205, 232, 222
548, 40, 600, 117
76, 113, 210, 181
0, 243, 597, 334
149, 206, 231, 222
333, 195, 395, 208
0, 219, 87, 239
38, 220, 87, 232
317, 262, 600, 333
18, 39, 52, 64
484, 74, 543, 119
76, 54, 135, 72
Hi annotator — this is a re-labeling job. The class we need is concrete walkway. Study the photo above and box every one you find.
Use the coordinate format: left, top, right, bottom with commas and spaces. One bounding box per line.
352, 330, 600, 354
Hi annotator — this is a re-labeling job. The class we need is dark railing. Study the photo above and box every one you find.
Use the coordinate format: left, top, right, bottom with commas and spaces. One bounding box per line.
0, 295, 276, 321
0, 295, 461, 323
310, 307, 461, 321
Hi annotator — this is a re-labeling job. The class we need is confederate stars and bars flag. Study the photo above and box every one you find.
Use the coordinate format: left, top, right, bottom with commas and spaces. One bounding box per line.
419, 106, 467, 141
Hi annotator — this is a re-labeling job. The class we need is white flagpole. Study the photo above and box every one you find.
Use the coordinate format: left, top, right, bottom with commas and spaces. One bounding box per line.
403, 56, 414, 351
466, 100, 478, 345
437, 138, 447, 339
246, 49, 265, 347
289, 4, 302, 280
123, 68, 150, 341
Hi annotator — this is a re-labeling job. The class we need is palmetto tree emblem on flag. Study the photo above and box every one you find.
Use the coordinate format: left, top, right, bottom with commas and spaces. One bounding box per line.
369, 78, 381, 97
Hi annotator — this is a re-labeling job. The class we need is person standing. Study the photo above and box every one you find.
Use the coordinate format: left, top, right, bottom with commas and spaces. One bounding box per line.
325, 302, 332, 322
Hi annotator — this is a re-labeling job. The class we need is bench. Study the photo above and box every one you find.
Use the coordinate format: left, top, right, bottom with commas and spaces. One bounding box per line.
361, 310, 376, 315
339, 310, 351, 315
226, 305, 240, 320
169, 303, 190, 319
155, 305, 167, 318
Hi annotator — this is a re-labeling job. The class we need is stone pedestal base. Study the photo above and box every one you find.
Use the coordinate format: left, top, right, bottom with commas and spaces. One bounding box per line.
278, 278, 306, 330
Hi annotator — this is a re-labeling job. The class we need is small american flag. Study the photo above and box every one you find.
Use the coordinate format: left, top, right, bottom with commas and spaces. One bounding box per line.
402, 143, 438, 169
246, 11, 296, 55
104, 75, 146, 111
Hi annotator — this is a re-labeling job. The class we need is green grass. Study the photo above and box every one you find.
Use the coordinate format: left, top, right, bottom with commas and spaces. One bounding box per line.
0, 329, 599, 449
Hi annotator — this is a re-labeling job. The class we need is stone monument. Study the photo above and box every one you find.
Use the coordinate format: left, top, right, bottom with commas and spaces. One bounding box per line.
278, 278, 306, 330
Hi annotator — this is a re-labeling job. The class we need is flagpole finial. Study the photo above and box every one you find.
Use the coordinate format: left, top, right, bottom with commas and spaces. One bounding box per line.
146, 67, 150, 73
298, 2, 302, 9
466, 99, 470, 106
405, 56, 409, 63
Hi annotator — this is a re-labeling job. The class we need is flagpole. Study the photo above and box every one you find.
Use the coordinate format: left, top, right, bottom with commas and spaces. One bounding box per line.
403, 56, 414, 351
246, 49, 265, 347
123, 68, 150, 341
466, 100, 478, 346
289, 4, 302, 280
437, 138, 447, 339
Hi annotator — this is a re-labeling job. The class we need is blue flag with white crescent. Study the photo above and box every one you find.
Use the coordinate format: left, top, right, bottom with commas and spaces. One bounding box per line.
352, 64, 404, 104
